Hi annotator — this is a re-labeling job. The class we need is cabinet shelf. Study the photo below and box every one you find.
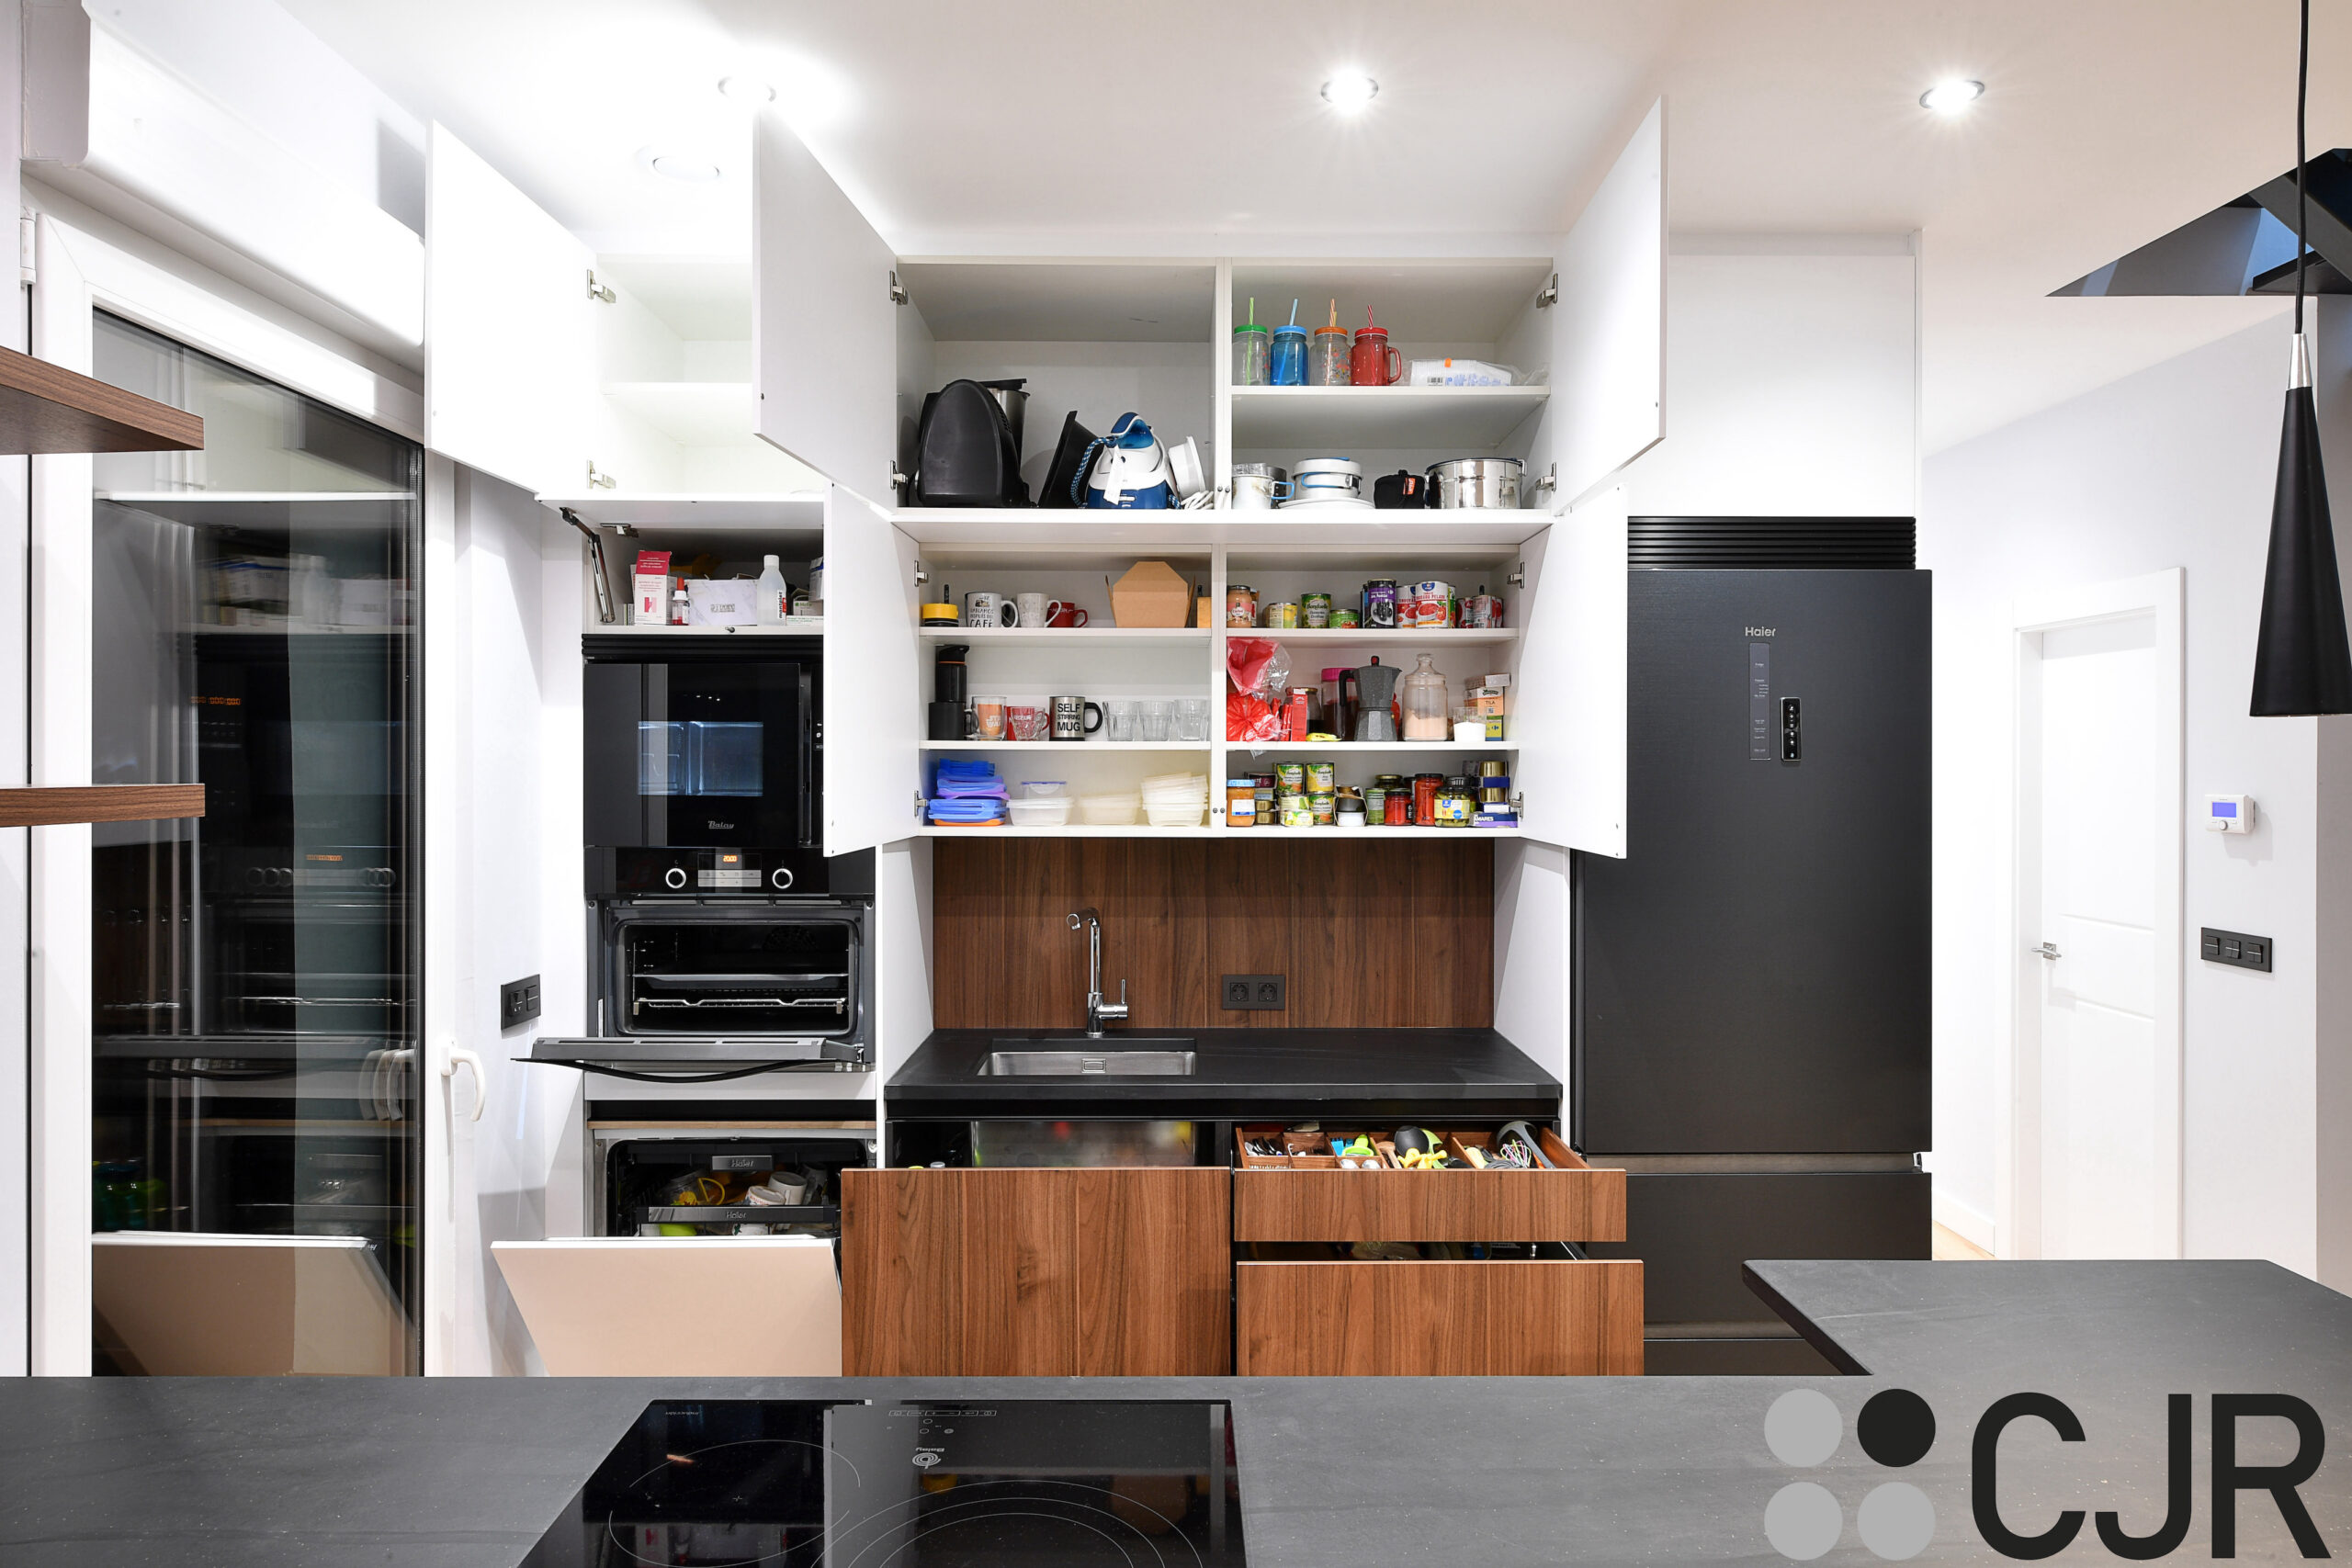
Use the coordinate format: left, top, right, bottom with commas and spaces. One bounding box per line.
916, 823, 1218, 838
918, 626, 1208, 645
0, 785, 206, 827
922, 741, 1215, 751
913, 822, 1520, 840
1257, 626, 1518, 645
601, 382, 755, 446
0, 344, 203, 455
893, 509, 1552, 549
538, 493, 826, 530
1229, 384, 1549, 450
1225, 740, 1516, 753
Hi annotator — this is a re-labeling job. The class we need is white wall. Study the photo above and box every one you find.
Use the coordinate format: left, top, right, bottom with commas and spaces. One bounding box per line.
1924, 302, 2352, 1281
1628, 236, 1917, 519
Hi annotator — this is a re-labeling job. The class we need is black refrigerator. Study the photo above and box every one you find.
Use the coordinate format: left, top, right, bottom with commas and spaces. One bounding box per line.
1575, 517, 1930, 1375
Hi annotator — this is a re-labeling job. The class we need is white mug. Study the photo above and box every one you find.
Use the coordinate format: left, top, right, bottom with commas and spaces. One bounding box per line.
967, 591, 1013, 627
1015, 592, 1047, 628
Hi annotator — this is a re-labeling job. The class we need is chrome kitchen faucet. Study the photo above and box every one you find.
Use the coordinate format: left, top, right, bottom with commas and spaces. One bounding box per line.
1068, 908, 1129, 1038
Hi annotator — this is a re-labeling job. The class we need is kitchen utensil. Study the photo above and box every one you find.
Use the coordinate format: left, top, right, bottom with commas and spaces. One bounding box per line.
1351, 660, 1399, 741
910, 379, 1026, 507
1041, 410, 1097, 513
978, 377, 1028, 454
1496, 1120, 1558, 1168
1015, 592, 1049, 628
1233, 297, 1271, 387
1290, 456, 1363, 503
1374, 469, 1430, 509
1351, 308, 1402, 386
1077, 412, 1174, 509
1230, 463, 1291, 510
1045, 600, 1090, 627
1426, 456, 1523, 510
1049, 695, 1103, 741
965, 591, 1012, 627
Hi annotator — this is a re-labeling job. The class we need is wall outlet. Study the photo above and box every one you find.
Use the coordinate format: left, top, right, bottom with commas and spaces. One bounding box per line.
1222, 974, 1286, 1010
500, 974, 543, 1029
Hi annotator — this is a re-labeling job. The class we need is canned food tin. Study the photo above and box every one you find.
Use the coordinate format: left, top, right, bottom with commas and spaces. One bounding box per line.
1279, 794, 1314, 829
1311, 792, 1335, 824
1410, 580, 1455, 629
1275, 761, 1306, 791
1363, 784, 1386, 818
1302, 592, 1332, 628
1306, 760, 1335, 793
1363, 579, 1398, 629
1463, 593, 1503, 628
1226, 585, 1259, 627
1263, 600, 1300, 630
1330, 607, 1362, 629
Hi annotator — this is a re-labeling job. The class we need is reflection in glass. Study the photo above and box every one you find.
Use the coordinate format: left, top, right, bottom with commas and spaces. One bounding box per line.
88, 313, 421, 1375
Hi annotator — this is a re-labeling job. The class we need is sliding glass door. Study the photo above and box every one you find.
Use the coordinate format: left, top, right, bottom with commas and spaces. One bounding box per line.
86, 314, 423, 1374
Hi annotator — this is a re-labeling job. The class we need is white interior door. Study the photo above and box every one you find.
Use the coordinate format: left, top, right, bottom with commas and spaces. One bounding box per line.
821, 488, 922, 854
1512, 484, 1627, 855
424, 123, 594, 495
2017, 572, 2183, 1259
28, 215, 96, 1374
1536, 98, 1666, 509
753, 113, 900, 509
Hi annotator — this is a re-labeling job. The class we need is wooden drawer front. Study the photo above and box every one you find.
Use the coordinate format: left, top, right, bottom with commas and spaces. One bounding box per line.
1237, 1259, 1644, 1376
1233, 1165, 1626, 1243
842, 1168, 1230, 1377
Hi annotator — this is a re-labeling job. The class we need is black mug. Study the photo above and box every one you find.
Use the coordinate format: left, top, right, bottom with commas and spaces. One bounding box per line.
1049, 695, 1102, 741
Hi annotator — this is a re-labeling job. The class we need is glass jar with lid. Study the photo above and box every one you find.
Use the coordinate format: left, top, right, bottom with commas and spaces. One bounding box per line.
1434, 776, 1476, 828
1398, 652, 1452, 740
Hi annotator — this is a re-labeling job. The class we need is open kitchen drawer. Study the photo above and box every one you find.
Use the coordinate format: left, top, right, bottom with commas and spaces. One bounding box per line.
1232, 1125, 1639, 1374
492, 1237, 842, 1375
1233, 1123, 1626, 1243
841, 1166, 1230, 1377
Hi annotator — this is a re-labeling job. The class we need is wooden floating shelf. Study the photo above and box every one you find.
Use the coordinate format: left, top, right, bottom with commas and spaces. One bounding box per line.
0, 345, 202, 456
0, 784, 206, 828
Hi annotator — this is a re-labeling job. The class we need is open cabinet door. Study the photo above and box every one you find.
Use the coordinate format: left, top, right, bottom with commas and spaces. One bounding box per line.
424, 123, 594, 495
1533, 99, 1665, 509
753, 114, 900, 510
822, 488, 923, 853
27, 216, 95, 1374
1513, 486, 1627, 857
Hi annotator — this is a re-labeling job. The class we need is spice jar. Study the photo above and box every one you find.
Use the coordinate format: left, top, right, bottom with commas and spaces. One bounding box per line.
1399, 652, 1453, 740
1435, 775, 1476, 828
1411, 772, 1443, 825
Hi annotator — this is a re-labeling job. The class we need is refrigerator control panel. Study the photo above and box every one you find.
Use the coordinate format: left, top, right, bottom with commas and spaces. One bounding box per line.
1781, 697, 1802, 761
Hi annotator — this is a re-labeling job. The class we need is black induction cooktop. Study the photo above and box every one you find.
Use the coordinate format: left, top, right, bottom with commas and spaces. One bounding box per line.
524, 1399, 1244, 1568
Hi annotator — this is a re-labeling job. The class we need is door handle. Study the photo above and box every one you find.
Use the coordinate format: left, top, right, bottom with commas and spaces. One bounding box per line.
443, 1043, 488, 1122
2030, 942, 2061, 961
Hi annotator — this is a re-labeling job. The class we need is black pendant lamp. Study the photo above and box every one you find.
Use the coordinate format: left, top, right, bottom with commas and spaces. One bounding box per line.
2251, 0, 2352, 716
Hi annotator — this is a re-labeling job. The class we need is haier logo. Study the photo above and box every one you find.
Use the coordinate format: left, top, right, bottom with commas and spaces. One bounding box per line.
707, 820, 734, 831
1764, 1388, 2331, 1562
1747, 626, 1777, 637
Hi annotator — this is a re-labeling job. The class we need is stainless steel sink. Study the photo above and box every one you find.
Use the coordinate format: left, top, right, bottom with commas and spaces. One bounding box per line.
979, 1041, 1198, 1076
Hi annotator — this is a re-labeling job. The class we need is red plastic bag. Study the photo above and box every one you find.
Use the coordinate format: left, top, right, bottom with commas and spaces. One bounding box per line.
1227, 690, 1283, 743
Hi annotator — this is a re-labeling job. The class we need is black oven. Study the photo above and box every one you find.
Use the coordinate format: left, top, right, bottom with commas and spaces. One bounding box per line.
582, 635, 827, 894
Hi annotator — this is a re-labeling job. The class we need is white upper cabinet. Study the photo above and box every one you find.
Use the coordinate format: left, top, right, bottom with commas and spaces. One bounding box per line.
424, 123, 594, 495
1512, 487, 1628, 856
753, 115, 900, 512
1530, 98, 1665, 511
820, 488, 923, 854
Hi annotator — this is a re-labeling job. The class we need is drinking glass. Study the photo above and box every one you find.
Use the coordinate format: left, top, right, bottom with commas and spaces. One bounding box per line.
1172, 697, 1210, 741
1104, 700, 1137, 742
1138, 700, 1170, 742
974, 694, 1007, 741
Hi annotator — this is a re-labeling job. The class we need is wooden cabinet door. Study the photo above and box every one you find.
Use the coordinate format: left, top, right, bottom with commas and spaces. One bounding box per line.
1237, 1259, 1643, 1376
842, 1168, 1230, 1376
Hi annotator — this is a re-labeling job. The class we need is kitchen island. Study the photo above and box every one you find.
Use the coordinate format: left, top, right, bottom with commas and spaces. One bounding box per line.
5, 1260, 2346, 1565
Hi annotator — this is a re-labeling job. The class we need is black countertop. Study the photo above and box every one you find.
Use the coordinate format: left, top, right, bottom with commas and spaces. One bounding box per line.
885, 1026, 1563, 1119
6, 1259, 2347, 1565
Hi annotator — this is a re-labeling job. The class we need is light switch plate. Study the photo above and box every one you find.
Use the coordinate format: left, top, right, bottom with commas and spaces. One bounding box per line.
500, 974, 543, 1029
2199, 928, 2271, 972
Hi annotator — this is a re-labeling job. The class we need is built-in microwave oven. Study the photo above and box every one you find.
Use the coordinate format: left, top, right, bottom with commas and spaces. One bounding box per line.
582, 635, 829, 895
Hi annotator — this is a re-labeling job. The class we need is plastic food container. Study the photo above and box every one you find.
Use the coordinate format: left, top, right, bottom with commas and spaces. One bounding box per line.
1077, 793, 1142, 826
1007, 796, 1073, 827
1020, 780, 1067, 797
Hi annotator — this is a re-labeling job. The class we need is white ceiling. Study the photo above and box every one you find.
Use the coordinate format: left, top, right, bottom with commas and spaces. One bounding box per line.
281, 0, 2349, 454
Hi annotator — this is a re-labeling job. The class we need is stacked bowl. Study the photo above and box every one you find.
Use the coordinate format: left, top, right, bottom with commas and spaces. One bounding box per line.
1139, 772, 1210, 828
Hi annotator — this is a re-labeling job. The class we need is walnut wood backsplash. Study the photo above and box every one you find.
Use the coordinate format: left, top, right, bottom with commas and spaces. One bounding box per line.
932, 840, 1492, 1030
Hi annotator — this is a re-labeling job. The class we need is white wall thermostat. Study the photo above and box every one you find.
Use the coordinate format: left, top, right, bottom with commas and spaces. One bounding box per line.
2204, 795, 2256, 833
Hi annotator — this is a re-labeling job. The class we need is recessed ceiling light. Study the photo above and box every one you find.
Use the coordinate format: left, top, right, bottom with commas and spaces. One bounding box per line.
718, 73, 776, 105
1320, 73, 1379, 112
1919, 78, 1984, 114
648, 152, 723, 184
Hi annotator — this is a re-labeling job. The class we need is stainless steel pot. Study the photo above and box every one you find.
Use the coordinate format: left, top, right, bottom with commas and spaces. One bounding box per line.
1230, 463, 1290, 511
1426, 457, 1522, 510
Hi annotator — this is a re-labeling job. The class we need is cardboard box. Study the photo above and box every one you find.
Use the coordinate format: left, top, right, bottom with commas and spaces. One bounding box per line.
687, 578, 758, 626
1110, 560, 1190, 628
632, 551, 673, 625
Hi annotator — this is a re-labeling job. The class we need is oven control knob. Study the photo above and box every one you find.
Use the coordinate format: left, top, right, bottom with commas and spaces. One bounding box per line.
663, 866, 688, 890
771, 867, 795, 890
